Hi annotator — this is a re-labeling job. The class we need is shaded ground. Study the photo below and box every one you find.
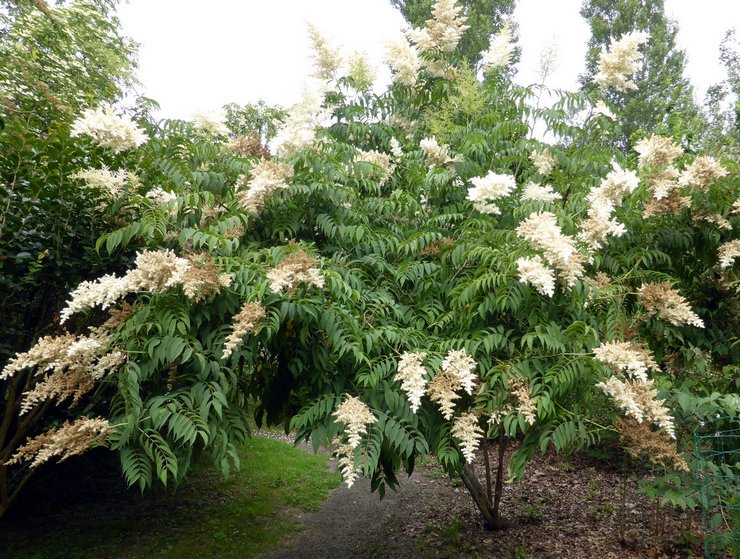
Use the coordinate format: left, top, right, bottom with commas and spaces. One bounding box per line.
265, 442, 705, 559
0, 433, 706, 559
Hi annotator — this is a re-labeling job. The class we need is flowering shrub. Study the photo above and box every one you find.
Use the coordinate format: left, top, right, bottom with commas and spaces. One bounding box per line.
1, 0, 737, 527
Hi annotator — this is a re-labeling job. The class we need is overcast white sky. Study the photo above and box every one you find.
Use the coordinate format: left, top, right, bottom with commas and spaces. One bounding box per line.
118, 0, 740, 120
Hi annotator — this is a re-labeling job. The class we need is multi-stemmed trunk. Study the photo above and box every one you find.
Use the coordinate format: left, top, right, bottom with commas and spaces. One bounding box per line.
459, 429, 509, 530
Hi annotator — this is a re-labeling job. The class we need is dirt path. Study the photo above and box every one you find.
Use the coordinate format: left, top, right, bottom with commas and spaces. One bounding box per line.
263, 471, 457, 559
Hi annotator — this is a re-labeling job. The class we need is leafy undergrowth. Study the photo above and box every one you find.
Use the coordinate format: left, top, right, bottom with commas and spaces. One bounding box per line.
1, 436, 341, 559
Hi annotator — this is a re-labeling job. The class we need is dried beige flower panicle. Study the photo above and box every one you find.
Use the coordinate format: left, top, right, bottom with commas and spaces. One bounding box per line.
718, 239, 740, 269
593, 341, 658, 382
516, 255, 556, 297
1, 333, 77, 381
6, 333, 124, 415
615, 418, 688, 471
428, 370, 462, 420
508, 376, 536, 425
480, 22, 516, 71
266, 251, 324, 294
692, 211, 732, 231
71, 106, 148, 152
395, 352, 428, 413
333, 396, 377, 449
222, 301, 266, 359
451, 412, 483, 463
517, 211, 584, 287
637, 282, 704, 328
530, 148, 556, 176
7, 417, 111, 468
355, 150, 396, 186
386, 35, 422, 87
594, 31, 649, 91
466, 172, 516, 215
226, 132, 271, 159
181, 252, 232, 303
406, 0, 469, 53
642, 190, 691, 218
236, 159, 294, 214
678, 156, 728, 191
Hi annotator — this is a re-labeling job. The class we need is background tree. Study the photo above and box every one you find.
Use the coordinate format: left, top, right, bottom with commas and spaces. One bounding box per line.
700, 29, 740, 158
389, 0, 515, 66
223, 100, 287, 144
579, 0, 703, 151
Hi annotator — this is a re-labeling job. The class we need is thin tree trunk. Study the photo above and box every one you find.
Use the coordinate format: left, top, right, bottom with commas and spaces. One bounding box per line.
491, 428, 508, 527
460, 463, 497, 530
482, 435, 492, 504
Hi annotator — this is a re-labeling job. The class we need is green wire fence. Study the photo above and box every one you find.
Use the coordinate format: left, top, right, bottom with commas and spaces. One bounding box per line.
695, 417, 740, 558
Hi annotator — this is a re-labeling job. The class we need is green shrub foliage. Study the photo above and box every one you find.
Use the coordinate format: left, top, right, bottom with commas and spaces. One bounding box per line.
0, 0, 737, 521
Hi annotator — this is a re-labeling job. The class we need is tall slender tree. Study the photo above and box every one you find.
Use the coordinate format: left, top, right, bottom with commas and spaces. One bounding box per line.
580, 0, 703, 151
389, 0, 515, 66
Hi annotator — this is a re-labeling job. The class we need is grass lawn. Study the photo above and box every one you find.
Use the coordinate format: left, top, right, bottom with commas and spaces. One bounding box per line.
2, 436, 341, 559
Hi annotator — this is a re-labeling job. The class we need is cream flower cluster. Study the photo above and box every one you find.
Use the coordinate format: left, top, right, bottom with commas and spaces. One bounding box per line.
145, 187, 177, 206
593, 101, 615, 120
634, 135, 683, 168
530, 148, 556, 176
508, 376, 537, 425
480, 23, 516, 71
578, 166, 639, 250
386, 35, 422, 87
594, 31, 650, 91
266, 251, 324, 294
596, 377, 675, 438
516, 211, 584, 288
466, 172, 516, 215
8, 417, 112, 469
420, 137, 456, 168
389, 137, 404, 159
428, 348, 478, 419
678, 156, 728, 191
334, 442, 360, 488
451, 412, 483, 463
520, 182, 561, 203
308, 23, 342, 81
223, 302, 266, 359
71, 166, 131, 199
637, 282, 704, 328
355, 150, 396, 185
272, 89, 332, 158
516, 255, 556, 297
334, 396, 377, 449
718, 239, 740, 269
236, 160, 294, 214
406, 0, 469, 53
71, 106, 148, 152
192, 110, 229, 136
395, 352, 428, 413
593, 341, 658, 382
60, 250, 191, 323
